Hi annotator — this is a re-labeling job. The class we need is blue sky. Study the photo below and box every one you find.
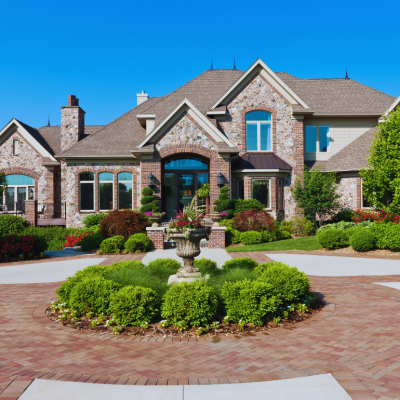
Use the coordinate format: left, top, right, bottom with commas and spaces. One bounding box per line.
1, 0, 399, 129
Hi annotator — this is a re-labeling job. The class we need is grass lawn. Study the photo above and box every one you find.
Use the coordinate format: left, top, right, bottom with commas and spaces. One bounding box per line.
226, 236, 323, 252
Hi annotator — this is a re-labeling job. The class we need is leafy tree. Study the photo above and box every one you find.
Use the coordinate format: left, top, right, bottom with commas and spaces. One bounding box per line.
0, 171, 7, 211
360, 108, 400, 213
291, 166, 341, 226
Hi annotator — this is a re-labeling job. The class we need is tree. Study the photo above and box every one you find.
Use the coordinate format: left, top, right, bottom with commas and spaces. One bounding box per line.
360, 108, 400, 213
291, 166, 341, 226
0, 171, 7, 211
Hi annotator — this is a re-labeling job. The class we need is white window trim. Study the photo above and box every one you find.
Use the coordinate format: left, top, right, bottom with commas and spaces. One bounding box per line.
99, 174, 114, 212
118, 177, 134, 210
1, 185, 35, 212
305, 125, 330, 154
79, 177, 95, 212
252, 178, 272, 209
246, 120, 272, 152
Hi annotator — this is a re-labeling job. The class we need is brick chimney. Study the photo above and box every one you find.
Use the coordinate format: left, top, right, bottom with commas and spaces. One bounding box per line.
61, 95, 85, 152
137, 91, 149, 106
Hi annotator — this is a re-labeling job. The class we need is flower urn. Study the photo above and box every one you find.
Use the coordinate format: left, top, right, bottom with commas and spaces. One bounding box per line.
148, 214, 162, 227
210, 213, 223, 227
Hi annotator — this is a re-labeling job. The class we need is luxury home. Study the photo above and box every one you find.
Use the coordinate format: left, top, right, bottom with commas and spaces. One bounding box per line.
0, 59, 398, 227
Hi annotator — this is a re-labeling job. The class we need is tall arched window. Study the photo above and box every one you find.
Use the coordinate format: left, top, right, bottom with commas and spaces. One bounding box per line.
99, 172, 114, 211
246, 111, 272, 151
79, 172, 94, 211
118, 172, 133, 209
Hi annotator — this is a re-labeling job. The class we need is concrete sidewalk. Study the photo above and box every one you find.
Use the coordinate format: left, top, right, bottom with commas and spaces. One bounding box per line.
19, 374, 351, 400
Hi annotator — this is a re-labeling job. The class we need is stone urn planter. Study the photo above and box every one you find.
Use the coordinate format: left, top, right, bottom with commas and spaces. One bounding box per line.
148, 215, 162, 227
210, 213, 223, 227
166, 227, 210, 282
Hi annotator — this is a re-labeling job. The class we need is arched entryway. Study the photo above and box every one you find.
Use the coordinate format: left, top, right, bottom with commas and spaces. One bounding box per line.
162, 155, 209, 219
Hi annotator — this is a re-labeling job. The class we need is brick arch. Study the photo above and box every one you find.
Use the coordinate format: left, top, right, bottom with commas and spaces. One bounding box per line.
158, 145, 213, 160
241, 106, 278, 153
3, 167, 40, 181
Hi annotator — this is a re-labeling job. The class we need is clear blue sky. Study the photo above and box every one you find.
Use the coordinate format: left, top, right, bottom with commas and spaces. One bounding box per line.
1, 0, 399, 129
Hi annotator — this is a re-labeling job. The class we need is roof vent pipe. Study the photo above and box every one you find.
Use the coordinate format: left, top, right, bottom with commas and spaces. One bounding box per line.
137, 91, 149, 106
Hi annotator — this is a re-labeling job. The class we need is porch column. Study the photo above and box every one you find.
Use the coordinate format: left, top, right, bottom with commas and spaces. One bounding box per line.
25, 200, 37, 226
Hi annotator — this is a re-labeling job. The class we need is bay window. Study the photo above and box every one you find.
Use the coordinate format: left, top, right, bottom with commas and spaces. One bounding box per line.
252, 179, 270, 208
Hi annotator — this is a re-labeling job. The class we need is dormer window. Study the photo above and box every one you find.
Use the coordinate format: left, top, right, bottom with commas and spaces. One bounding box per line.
246, 111, 272, 151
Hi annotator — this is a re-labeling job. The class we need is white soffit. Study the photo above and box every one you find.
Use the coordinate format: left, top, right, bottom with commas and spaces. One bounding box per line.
0, 119, 57, 161
210, 58, 309, 110
381, 95, 400, 119
137, 98, 235, 148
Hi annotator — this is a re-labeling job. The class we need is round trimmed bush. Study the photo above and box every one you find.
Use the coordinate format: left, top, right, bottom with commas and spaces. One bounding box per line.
107, 260, 145, 273
124, 233, 151, 253
82, 213, 107, 228
161, 281, 218, 328
317, 228, 348, 250
146, 258, 181, 281
240, 231, 262, 245
222, 257, 258, 271
69, 277, 121, 315
100, 235, 125, 253
258, 263, 310, 304
0, 214, 28, 237
80, 232, 106, 252
139, 187, 160, 213
110, 285, 158, 326
193, 258, 218, 275
349, 229, 376, 252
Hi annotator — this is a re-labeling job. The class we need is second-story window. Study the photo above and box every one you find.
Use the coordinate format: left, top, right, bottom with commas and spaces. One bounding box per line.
306, 125, 330, 153
246, 111, 272, 151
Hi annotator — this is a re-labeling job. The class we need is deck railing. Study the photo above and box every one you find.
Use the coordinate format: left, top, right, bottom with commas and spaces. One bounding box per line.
37, 202, 66, 219
0, 202, 25, 215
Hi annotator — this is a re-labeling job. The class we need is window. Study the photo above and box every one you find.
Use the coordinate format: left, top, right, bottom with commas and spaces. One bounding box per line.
99, 172, 113, 211
197, 173, 208, 207
246, 111, 272, 151
237, 180, 244, 200
1, 174, 35, 212
13, 140, 19, 155
118, 172, 132, 209
79, 172, 94, 211
305, 125, 330, 153
278, 180, 284, 209
252, 179, 270, 207
164, 158, 208, 170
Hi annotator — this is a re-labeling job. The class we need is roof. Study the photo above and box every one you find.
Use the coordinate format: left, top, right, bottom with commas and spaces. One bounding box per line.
306, 126, 378, 172
232, 152, 293, 171
277, 74, 395, 115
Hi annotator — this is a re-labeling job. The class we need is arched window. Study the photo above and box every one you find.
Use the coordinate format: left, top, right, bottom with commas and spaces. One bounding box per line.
99, 172, 114, 211
118, 172, 133, 209
246, 111, 272, 151
164, 158, 208, 170
79, 172, 94, 211
1, 174, 35, 212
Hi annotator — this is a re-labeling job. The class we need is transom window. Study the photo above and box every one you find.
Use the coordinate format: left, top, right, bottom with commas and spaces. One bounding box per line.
79, 172, 94, 211
252, 179, 270, 208
246, 111, 272, 151
118, 172, 133, 209
99, 172, 114, 211
0, 174, 35, 212
305, 125, 330, 153
164, 158, 208, 170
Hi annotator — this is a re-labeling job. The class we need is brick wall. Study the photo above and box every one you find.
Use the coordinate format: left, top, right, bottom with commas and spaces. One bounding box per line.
208, 227, 226, 249
25, 200, 37, 226
146, 227, 164, 250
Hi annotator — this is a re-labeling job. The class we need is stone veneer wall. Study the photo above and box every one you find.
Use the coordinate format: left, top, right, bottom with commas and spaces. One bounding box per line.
218, 72, 303, 217
0, 131, 48, 203
61, 106, 85, 153
62, 162, 139, 227
337, 175, 361, 210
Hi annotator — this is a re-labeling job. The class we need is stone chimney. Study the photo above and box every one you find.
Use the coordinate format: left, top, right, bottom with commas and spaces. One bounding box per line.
137, 91, 149, 106
61, 95, 85, 152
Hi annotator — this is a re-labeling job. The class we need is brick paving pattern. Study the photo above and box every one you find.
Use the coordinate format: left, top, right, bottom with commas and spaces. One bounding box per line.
1, 253, 400, 399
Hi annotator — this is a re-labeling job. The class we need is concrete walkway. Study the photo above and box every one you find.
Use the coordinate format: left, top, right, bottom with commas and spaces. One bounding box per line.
0, 258, 106, 284
267, 253, 400, 276
142, 248, 231, 268
19, 374, 350, 400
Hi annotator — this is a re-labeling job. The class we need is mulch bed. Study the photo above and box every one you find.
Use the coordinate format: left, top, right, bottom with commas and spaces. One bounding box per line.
45, 299, 323, 338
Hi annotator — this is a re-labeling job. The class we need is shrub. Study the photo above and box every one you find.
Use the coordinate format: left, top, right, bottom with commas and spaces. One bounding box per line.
193, 258, 218, 275
63, 232, 90, 248
100, 235, 125, 253
330, 209, 354, 223
107, 260, 145, 273
258, 263, 311, 304
124, 233, 151, 253
221, 280, 279, 324
207, 268, 257, 297
240, 231, 262, 245
345, 226, 365, 239
277, 220, 292, 235
161, 281, 218, 328
146, 258, 181, 281
371, 223, 400, 251
100, 209, 151, 240
139, 187, 160, 213
253, 261, 288, 276
262, 230, 278, 242
0, 234, 35, 259
222, 257, 258, 271
234, 199, 264, 215
290, 216, 315, 237
220, 219, 234, 228
0, 215, 28, 237
213, 186, 235, 217
232, 210, 274, 233
80, 232, 106, 252
110, 286, 158, 326
83, 213, 107, 228
33, 236, 47, 253
317, 228, 348, 250
352, 209, 400, 224
69, 277, 121, 315
225, 227, 241, 246
349, 229, 376, 252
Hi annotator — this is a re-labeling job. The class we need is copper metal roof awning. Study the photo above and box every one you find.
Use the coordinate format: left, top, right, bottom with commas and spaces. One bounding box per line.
231, 152, 293, 171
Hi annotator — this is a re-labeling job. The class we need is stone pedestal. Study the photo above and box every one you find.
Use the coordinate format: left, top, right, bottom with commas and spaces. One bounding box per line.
168, 272, 209, 285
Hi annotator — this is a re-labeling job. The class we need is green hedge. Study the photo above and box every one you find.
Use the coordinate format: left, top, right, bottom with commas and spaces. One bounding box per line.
316, 228, 348, 250
222, 257, 258, 271
100, 235, 125, 253
349, 229, 376, 252
80, 232, 106, 252
0, 215, 28, 237
124, 233, 151, 253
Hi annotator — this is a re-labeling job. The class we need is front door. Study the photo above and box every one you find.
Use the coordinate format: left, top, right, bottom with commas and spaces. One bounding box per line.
178, 174, 194, 211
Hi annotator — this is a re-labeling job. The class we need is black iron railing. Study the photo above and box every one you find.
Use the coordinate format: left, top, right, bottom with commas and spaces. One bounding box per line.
0, 202, 25, 215
37, 202, 66, 219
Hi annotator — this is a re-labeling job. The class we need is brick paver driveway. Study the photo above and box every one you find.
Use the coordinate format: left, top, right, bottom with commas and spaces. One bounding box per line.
1, 253, 400, 399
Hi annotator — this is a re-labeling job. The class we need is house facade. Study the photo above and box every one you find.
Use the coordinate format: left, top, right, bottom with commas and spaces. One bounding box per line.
0, 59, 397, 227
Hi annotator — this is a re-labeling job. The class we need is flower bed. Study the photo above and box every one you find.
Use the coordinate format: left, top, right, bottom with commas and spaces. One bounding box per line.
0, 234, 47, 262
47, 258, 322, 337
